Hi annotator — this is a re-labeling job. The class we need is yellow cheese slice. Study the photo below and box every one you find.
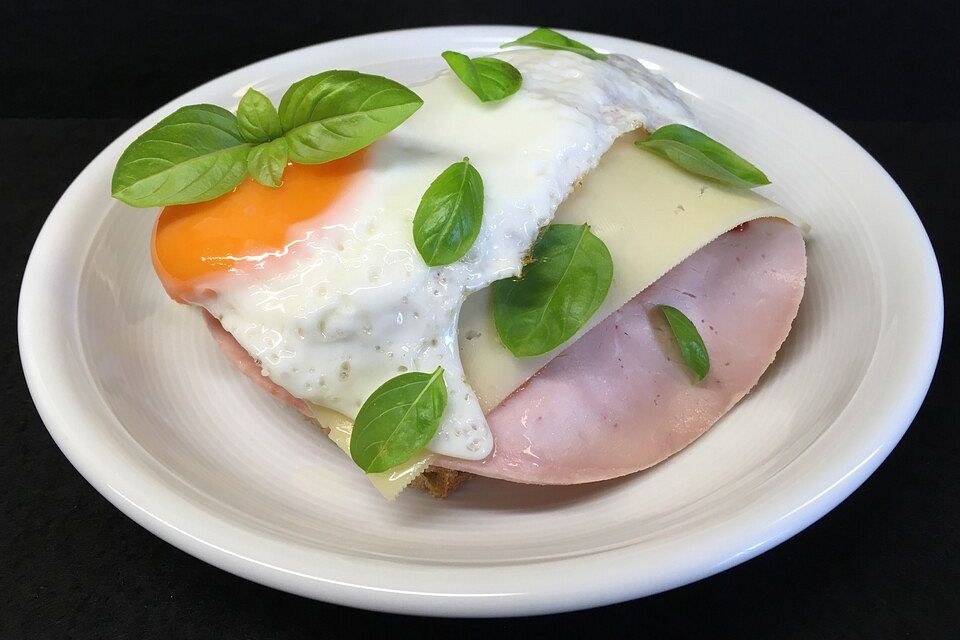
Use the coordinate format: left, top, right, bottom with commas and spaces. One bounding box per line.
308, 403, 434, 501
458, 132, 799, 412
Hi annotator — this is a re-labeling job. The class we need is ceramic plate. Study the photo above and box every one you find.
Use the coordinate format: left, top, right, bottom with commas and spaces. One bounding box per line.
19, 26, 942, 616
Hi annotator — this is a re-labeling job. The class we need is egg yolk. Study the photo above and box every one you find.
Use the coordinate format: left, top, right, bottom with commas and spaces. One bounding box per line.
152, 152, 366, 302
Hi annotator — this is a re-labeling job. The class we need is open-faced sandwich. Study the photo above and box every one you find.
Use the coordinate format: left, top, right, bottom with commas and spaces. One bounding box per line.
112, 28, 806, 499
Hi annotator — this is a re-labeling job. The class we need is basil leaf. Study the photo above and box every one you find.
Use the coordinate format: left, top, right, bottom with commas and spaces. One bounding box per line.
500, 27, 607, 61
247, 138, 288, 188
111, 104, 251, 207
413, 158, 484, 266
494, 224, 613, 357
278, 71, 423, 164
350, 367, 447, 473
658, 305, 710, 383
237, 88, 282, 143
637, 124, 770, 188
441, 51, 522, 103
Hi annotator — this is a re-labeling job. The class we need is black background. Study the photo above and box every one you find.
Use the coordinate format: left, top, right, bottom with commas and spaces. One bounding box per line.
3, 1, 957, 637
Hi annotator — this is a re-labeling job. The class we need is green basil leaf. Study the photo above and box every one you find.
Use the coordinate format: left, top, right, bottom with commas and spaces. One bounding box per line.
441, 51, 522, 103
494, 224, 613, 357
658, 304, 710, 383
500, 27, 607, 61
413, 158, 484, 266
350, 367, 447, 473
237, 88, 282, 143
637, 124, 770, 188
247, 138, 288, 188
111, 104, 251, 207
278, 71, 423, 164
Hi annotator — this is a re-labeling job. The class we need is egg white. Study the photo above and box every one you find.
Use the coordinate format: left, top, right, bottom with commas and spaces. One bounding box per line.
203, 49, 693, 460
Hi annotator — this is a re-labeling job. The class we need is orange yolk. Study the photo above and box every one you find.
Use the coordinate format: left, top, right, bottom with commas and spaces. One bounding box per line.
152, 152, 366, 302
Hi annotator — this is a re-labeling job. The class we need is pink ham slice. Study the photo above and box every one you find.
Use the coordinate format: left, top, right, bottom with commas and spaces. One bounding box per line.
437, 218, 806, 483
205, 218, 806, 485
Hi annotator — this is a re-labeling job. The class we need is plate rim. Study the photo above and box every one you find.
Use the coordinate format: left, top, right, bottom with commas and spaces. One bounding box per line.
18, 25, 943, 617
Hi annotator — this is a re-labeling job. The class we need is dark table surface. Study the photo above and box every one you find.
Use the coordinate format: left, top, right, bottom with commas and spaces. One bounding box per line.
3, 2, 958, 638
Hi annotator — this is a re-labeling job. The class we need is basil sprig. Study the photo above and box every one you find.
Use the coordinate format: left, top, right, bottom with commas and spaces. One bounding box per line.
658, 305, 710, 383
112, 72, 423, 207
494, 224, 613, 357
350, 367, 447, 473
237, 88, 283, 143
111, 105, 252, 207
441, 51, 522, 103
279, 71, 423, 164
413, 158, 484, 266
637, 124, 770, 189
247, 138, 289, 188
501, 27, 607, 61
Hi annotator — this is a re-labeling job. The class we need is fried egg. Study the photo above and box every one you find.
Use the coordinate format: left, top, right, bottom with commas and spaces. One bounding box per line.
152, 50, 693, 460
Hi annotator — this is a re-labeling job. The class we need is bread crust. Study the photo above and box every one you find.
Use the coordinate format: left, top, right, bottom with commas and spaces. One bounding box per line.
412, 467, 471, 498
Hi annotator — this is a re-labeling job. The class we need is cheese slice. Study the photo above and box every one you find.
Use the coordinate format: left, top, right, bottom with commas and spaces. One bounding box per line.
458, 132, 800, 412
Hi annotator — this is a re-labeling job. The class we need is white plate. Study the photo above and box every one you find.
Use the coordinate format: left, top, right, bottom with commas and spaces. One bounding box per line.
19, 26, 942, 616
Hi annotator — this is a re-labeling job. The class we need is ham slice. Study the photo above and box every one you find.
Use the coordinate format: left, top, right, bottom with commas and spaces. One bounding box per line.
205, 218, 805, 485
437, 218, 806, 483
